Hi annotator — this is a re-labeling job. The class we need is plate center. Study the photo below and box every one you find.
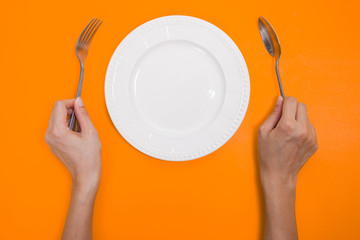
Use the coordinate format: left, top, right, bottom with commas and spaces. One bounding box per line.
130, 40, 225, 136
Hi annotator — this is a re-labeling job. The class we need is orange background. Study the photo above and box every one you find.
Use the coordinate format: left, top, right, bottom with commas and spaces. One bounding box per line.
1, 0, 359, 239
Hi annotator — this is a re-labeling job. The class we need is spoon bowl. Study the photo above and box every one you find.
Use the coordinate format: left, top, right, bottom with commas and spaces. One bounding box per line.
258, 16, 285, 98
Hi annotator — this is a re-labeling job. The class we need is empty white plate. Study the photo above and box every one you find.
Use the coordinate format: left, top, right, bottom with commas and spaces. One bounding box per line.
105, 15, 250, 161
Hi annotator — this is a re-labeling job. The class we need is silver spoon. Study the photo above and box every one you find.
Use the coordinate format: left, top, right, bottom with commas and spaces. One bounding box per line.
258, 16, 285, 98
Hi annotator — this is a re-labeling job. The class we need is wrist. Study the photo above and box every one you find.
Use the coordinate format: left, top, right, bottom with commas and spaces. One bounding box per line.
72, 171, 101, 198
260, 171, 297, 197
72, 179, 99, 201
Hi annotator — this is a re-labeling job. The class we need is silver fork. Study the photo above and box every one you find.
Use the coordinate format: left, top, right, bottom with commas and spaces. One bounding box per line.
69, 18, 103, 131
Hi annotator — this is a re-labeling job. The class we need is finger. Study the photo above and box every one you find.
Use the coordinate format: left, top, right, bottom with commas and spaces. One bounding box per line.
281, 96, 298, 121
74, 97, 95, 133
66, 115, 70, 125
67, 108, 74, 116
260, 96, 284, 133
310, 123, 317, 140
296, 102, 308, 123
49, 99, 76, 127
309, 122, 318, 151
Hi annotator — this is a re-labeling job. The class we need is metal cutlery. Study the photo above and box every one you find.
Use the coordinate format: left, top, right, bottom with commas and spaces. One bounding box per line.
69, 18, 102, 131
258, 16, 285, 98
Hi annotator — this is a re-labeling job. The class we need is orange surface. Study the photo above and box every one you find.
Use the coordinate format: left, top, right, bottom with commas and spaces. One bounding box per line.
1, 0, 360, 239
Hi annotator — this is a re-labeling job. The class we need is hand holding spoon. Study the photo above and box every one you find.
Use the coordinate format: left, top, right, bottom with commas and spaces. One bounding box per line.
258, 16, 285, 98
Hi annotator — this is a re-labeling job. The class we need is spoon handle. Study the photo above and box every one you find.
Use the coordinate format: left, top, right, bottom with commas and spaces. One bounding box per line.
275, 58, 285, 99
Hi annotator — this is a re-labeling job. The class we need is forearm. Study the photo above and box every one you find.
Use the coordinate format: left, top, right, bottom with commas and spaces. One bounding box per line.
262, 174, 298, 240
62, 182, 99, 240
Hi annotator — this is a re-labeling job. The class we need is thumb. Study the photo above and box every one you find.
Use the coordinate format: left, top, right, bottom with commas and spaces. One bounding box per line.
74, 97, 94, 133
261, 96, 283, 133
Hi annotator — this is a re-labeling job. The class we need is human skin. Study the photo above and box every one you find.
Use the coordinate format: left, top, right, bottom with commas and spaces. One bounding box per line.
45, 98, 101, 240
258, 96, 318, 240
45, 96, 317, 240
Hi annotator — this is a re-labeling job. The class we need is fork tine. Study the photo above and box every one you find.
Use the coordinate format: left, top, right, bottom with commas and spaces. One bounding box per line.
85, 20, 102, 45
81, 19, 98, 44
82, 19, 99, 44
84, 20, 100, 44
77, 18, 95, 44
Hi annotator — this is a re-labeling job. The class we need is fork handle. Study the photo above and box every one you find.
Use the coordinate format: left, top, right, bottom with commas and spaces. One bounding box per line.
69, 111, 79, 131
69, 64, 84, 131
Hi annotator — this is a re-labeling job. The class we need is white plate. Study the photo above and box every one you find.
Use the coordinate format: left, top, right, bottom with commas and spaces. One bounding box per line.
105, 16, 250, 161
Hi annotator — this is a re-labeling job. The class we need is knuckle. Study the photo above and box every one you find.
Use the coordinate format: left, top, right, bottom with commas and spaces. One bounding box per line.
311, 124, 317, 136
280, 119, 295, 133
312, 137, 318, 148
258, 125, 266, 137
306, 136, 317, 150
44, 132, 50, 144
298, 102, 307, 109
313, 143, 319, 152
87, 128, 98, 137
54, 100, 62, 108
50, 126, 63, 139
286, 96, 298, 104
309, 138, 318, 154
273, 104, 281, 113
297, 127, 308, 141
298, 102, 308, 113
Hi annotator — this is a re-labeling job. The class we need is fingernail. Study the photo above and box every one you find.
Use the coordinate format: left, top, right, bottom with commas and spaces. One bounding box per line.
276, 96, 282, 105
77, 97, 84, 107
